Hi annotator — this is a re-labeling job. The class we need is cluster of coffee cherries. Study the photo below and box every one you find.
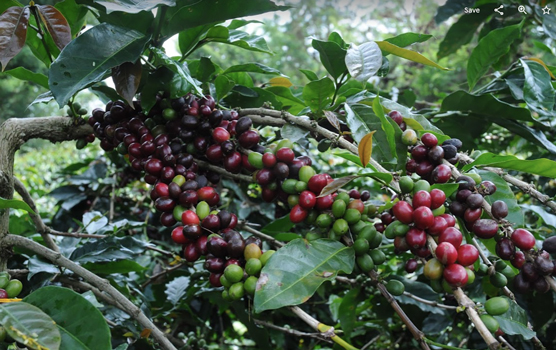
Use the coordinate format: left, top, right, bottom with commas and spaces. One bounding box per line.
88, 94, 276, 288
0, 272, 22, 299
510, 231, 555, 294
220, 244, 275, 301
404, 132, 461, 184
480, 296, 510, 335
389, 181, 479, 289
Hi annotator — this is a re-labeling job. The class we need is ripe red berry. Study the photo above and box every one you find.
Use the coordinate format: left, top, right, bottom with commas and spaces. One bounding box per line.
205, 144, 223, 162
411, 145, 428, 161
440, 214, 456, 227
276, 147, 295, 163
439, 227, 463, 249
457, 244, 479, 266
171, 226, 189, 245
198, 187, 217, 202
405, 259, 418, 273
430, 189, 446, 209
212, 127, 230, 144
145, 158, 163, 176
155, 183, 169, 198
472, 219, 498, 239
406, 227, 427, 249
413, 190, 432, 208
413, 207, 434, 229
182, 210, 200, 225
388, 110, 403, 125
224, 151, 242, 173
510, 251, 526, 269
308, 174, 328, 195
436, 242, 458, 265
432, 164, 451, 183
184, 243, 201, 262
299, 191, 317, 209
511, 228, 536, 251
262, 153, 277, 168
392, 201, 413, 224
443, 263, 468, 287
428, 216, 448, 236
421, 133, 438, 148
316, 194, 334, 210
238, 130, 260, 148
290, 204, 308, 223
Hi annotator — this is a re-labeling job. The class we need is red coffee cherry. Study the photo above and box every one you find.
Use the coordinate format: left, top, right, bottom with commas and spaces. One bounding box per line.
421, 133, 438, 148
436, 242, 458, 265
443, 263, 468, 287
511, 229, 536, 251
457, 244, 479, 266
413, 207, 434, 229
392, 201, 414, 224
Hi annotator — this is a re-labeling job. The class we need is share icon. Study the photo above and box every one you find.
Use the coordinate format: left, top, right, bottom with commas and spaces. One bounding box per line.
494, 5, 504, 15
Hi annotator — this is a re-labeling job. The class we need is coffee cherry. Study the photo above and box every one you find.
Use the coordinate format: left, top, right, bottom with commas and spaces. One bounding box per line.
416, 161, 434, 177
513, 273, 531, 293
439, 227, 463, 249
457, 244, 479, 266
290, 205, 308, 223
511, 229, 535, 251
171, 227, 189, 244
411, 145, 428, 161
388, 110, 403, 125
424, 258, 444, 280
308, 174, 328, 194
440, 214, 456, 227
182, 210, 200, 225
392, 201, 414, 224
406, 228, 427, 249
495, 238, 515, 260
443, 263, 468, 287
298, 191, 317, 209
428, 216, 448, 236
413, 207, 434, 229
491, 201, 508, 219
436, 242, 458, 265
431, 164, 451, 183
316, 194, 334, 210
421, 133, 438, 148
510, 251, 525, 269
402, 129, 418, 145
238, 130, 260, 148
535, 256, 554, 276
235, 116, 252, 135
413, 190, 431, 208
430, 189, 446, 209
463, 208, 482, 223
479, 181, 497, 195
224, 151, 242, 173
405, 259, 418, 273
456, 175, 476, 190
472, 219, 498, 239
262, 152, 277, 168
276, 147, 295, 163
428, 145, 444, 163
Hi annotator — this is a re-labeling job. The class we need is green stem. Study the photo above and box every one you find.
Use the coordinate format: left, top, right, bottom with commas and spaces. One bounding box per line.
30, 5, 53, 63
148, 6, 168, 62
330, 70, 349, 107
179, 40, 208, 62
424, 338, 471, 350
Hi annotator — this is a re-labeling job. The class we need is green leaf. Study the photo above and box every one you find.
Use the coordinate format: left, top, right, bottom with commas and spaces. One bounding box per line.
467, 23, 522, 90
490, 118, 556, 154
0, 197, 35, 214
440, 90, 535, 123
437, 4, 497, 59
0, 302, 61, 350
24, 286, 111, 350
311, 39, 347, 80
344, 103, 396, 168
281, 124, 309, 144
178, 23, 216, 57
376, 41, 448, 71
383, 32, 432, 48
254, 238, 354, 312
477, 170, 524, 227
430, 183, 459, 198
463, 153, 556, 178
151, 48, 202, 95
302, 77, 335, 113
214, 75, 234, 100
204, 26, 273, 54
49, 23, 148, 107
223, 62, 281, 75
494, 299, 536, 340
225, 86, 282, 110
0, 0, 23, 14
92, 0, 175, 14
521, 204, 556, 229
334, 151, 363, 167
392, 275, 446, 315
338, 288, 360, 339
345, 41, 382, 82
82, 211, 108, 234
521, 59, 555, 112
261, 215, 294, 235
69, 236, 147, 263
5, 66, 48, 88
266, 86, 306, 115
300, 69, 318, 81
165, 276, 190, 306
82, 260, 146, 275
55, 0, 89, 38
434, 0, 474, 24
163, 0, 289, 38
0, 6, 30, 71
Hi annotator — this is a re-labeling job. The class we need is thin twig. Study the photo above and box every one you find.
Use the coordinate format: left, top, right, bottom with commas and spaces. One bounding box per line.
402, 291, 458, 310
241, 224, 285, 248
361, 334, 380, 350
4, 234, 177, 350
194, 158, 252, 183
253, 319, 332, 343
141, 262, 186, 288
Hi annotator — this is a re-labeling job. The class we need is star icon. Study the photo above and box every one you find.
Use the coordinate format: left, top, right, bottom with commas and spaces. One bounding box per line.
542, 5, 551, 15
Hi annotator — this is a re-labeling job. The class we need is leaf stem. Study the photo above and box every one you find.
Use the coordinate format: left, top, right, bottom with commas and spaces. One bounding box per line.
29, 5, 53, 63
148, 6, 168, 62
330, 70, 349, 107
424, 338, 471, 350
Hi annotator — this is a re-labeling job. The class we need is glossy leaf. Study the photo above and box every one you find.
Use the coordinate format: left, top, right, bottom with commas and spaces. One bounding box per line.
430, 183, 459, 198
376, 41, 448, 70
494, 299, 536, 340
434, 0, 474, 24
523, 57, 556, 79
261, 215, 294, 235
0, 1, 22, 14
437, 4, 496, 59
163, 0, 289, 38
0, 6, 30, 71
69, 236, 148, 263
24, 286, 111, 350
334, 151, 363, 167
36, 5, 72, 50
521, 59, 555, 112
93, 0, 175, 14
490, 117, 556, 154
302, 77, 335, 113
0, 197, 35, 214
165, 276, 190, 306
345, 41, 382, 82
338, 288, 360, 339
324, 110, 342, 133
477, 170, 524, 227
5, 67, 48, 89
281, 124, 309, 144
345, 103, 396, 169
300, 69, 318, 81
467, 23, 522, 90
223, 62, 280, 75
358, 131, 376, 168
49, 23, 148, 107
254, 238, 354, 312
311, 39, 347, 80
521, 204, 556, 229
111, 60, 142, 107
214, 74, 234, 100
82, 260, 145, 274
266, 86, 305, 115
204, 26, 272, 54
0, 302, 61, 350
463, 153, 556, 178
178, 23, 216, 58
151, 48, 202, 95
383, 32, 432, 48
55, 0, 88, 37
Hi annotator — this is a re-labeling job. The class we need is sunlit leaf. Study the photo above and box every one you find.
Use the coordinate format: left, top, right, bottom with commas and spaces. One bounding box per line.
0, 197, 35, 214
268, 76, 292, 87
345, 41, 382, 82
358, 131, 376, 168
376, 41, 448, 71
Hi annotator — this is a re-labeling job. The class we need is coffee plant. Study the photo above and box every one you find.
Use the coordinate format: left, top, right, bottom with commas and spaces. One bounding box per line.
1, 1, 556, 349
